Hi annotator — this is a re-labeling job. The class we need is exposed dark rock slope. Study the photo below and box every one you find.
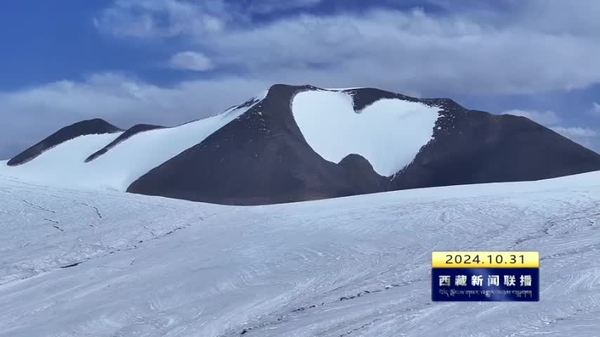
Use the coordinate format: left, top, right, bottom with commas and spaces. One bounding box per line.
128, 85, 386, 205
392, 102, 600, 189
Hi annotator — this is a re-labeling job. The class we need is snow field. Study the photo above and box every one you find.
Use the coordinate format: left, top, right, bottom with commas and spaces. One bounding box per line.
1, 171, 599, 336
292, 90, 440, 176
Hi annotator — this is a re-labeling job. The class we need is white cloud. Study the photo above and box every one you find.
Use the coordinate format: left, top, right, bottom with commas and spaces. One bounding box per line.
168, 51, 214, 71
246, 0, 322, 13
503, 109, 598, 151
592, 102, 600, 115
551, 126, 599, 151
552, 127, 598, 138
94, 2, 600, 96
94, 0, 226, 39
502, 109, 562, 126
94, 0, 324, 39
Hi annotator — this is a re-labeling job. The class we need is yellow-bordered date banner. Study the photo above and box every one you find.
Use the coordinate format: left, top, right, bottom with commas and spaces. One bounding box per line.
432, 251, 540, 302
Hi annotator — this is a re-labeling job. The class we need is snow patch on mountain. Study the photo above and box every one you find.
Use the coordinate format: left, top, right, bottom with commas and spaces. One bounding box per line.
291, 90, 440, 176
0, 102, 259, 190
0, 133, 122, 187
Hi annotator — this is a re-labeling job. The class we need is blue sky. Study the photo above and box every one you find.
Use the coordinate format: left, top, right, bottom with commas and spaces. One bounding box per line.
1, 0, 599, 158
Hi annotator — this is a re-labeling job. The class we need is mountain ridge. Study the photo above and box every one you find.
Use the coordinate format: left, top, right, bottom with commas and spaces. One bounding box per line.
3, 83, 600, 204
7, 118, 122, 166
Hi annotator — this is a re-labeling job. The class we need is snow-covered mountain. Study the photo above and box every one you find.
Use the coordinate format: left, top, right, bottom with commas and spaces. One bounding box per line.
1, 170, 600, 336
3, 84, 600, 204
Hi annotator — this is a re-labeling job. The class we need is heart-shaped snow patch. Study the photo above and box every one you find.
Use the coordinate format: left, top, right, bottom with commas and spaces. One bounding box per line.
292, 90, 440, 176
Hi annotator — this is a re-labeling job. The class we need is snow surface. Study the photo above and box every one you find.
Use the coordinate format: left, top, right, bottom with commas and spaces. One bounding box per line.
0, 99, 261, 190
292, 90, 440, 176
1, 171, 600, 336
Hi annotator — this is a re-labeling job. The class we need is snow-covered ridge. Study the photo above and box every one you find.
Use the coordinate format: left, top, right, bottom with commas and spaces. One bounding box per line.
0, 97, 263, 190
291, 89, 440, 176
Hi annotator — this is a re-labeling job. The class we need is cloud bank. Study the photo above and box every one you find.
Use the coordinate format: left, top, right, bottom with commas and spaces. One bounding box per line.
94, 0, 600, 95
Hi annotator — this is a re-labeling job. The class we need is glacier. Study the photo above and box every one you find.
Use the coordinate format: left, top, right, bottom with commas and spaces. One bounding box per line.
0, 170, 600, 336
